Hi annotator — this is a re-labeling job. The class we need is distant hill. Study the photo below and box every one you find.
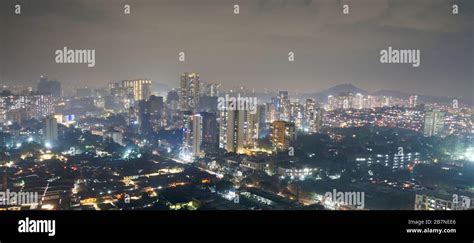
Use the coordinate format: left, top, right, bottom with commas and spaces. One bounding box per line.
300, 83, 368, 102
322, 83, 368, 96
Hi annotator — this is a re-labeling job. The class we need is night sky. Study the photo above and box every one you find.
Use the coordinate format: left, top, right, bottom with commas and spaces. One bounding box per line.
0, 0, 472, 98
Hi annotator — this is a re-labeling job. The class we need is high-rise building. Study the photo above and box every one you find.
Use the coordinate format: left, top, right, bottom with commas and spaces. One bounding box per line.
366, 95, 375, 108
37, 76, 61, 98
43, 116, 58, 146
0, 132, 12, 148
109, 82, 134, 111
257, 104, 267, 138
304, 99, 323, 133
137, 100, 151, 134
179, 73, 201, 111
122, 79, 151, 101
414, 194, 453, 210
182, 112, 204, 159
246, 109, 260, 148
198, 96, 218, 114
304, 99, 316, 120
354, 93, 364, 109
327, 95, 336, 111
30, 94, 54, 119
289, 101, 304, 129
270, 121, 296, 151
278, 91, 290, 121
166, 90, 179, 111
409, 95, 418, 108
338, 92, 353, 109
423, 109, 445, 137
182, 112, 219, 158
147, 95, 163, 117
382, 96, 391, 107
147, 95, 163, 130
267, 100, 278, 123
0, 94, 54, 122
308, 108, 323, 134
205, 83, 221, 97
192, 114, 203, 157
219, 108, 246, 154
134, 96, 163, 134
200, 112, 219, 154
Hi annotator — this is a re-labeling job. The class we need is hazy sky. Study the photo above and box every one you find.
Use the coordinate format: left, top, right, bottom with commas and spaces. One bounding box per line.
0, 0, 472, 98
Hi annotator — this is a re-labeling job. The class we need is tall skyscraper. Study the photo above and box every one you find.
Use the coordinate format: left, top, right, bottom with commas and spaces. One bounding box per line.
409, 95, 418, 108
246, 109, 260, 148
37, 76, 61, 98
278, 91, 290, 121
219, 108, 246, 154
166, 90, 179, 111
354, 93, 364, 109
423, 109, 445, 137
289, 101, 304, 129
257, 104, 267, 138
179, 73, 201, 111
200, 112, 219, 154
147, 95, 163, 116
192, 114, 203, 157
307, 107, 323, 134
182, 112, 205, 158
304, 99, 316, 119
304, 98, 323, 133
137, 100, 151, 134
270, 121, 296, 151
327, 95, 336, 111
122, 79, 151, 101
43, 116, 58, 146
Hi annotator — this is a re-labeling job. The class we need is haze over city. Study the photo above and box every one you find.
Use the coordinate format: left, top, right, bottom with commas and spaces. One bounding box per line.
1, 0, 472, 99
0, 0, 473, 216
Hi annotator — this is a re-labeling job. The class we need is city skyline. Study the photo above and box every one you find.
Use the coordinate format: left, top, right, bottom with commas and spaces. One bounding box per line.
1, 2, 474, 242
1, 0, 473, 99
